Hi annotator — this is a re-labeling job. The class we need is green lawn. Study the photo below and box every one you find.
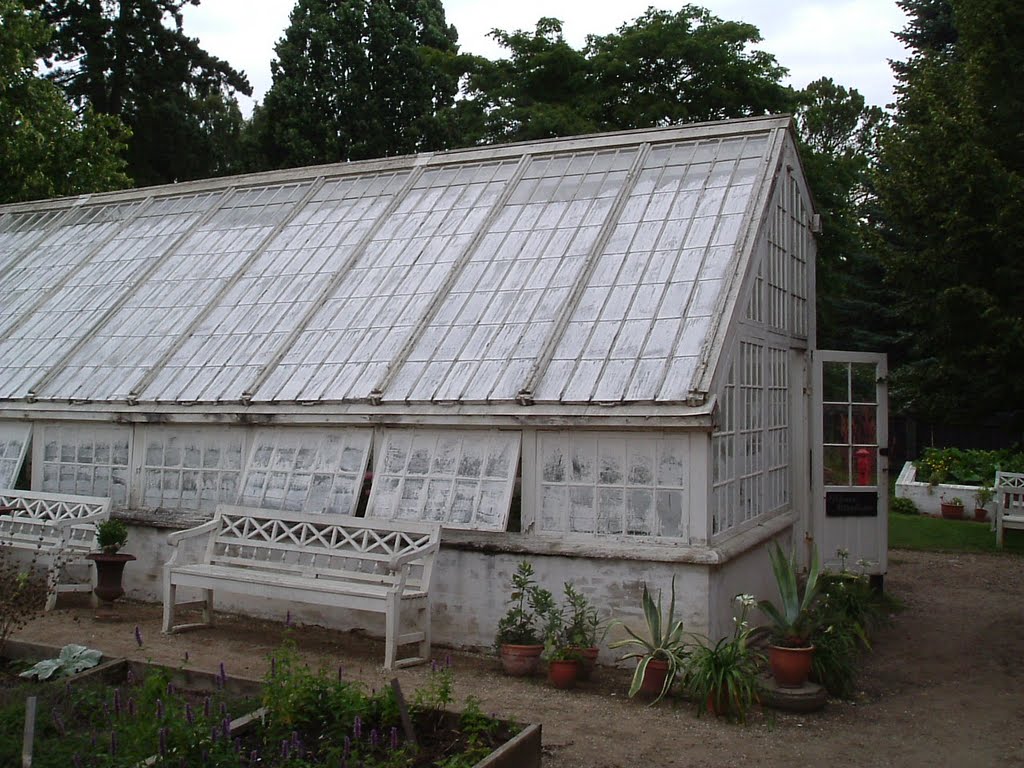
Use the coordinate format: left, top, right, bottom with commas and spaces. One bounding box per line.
889, 513, 1024, 555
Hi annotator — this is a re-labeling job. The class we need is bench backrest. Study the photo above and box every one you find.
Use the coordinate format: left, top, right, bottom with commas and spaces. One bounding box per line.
995, 471, 1024, 516
206, 505, 440, 592
0, 489, 111, 551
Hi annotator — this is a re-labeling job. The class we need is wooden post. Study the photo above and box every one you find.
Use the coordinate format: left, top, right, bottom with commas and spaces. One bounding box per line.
389, 678, 418, 748
22, 695, 37, 768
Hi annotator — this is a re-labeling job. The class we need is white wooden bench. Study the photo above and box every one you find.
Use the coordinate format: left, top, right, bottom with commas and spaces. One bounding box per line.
162, 505, 442, 669
995, 471, 1024, 548
0, 489, 111, 610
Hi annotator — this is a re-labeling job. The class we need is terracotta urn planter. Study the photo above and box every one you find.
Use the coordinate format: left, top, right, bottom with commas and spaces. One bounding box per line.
499, 644, 544, 677
638, 658, 671, 698
940, 502, 964, 520
547, 658, 580, 689
86, 552, 136, 604
768, 645, 815, 688
974, 506, 988, 523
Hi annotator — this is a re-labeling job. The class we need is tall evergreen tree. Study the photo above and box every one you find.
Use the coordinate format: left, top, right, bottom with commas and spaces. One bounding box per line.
1, 0, 129, 202
876, 0, 1024, 422
33, 0, 251, 186
253, 0, 460, 169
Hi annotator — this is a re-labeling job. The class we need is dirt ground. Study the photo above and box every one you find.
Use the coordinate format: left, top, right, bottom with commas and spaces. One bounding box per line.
13, 548, 1024, 767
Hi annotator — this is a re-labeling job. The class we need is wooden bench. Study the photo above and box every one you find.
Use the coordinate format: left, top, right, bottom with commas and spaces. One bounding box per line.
995, 471, 1024, 548
0, 489, 111, 610
162, 505, 441, 669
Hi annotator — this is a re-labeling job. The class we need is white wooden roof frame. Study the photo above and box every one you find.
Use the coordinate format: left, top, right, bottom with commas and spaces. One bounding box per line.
0, 116, 806, 426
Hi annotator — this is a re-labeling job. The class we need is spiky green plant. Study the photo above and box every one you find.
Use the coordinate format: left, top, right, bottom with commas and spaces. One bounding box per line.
757, 543, 821, 647
608, 577, 688, 703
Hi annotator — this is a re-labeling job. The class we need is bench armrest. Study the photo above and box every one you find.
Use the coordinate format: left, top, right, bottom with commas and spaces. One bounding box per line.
53, 511, 107, 530
167, 518, 220, 547
387, 538, 440, 572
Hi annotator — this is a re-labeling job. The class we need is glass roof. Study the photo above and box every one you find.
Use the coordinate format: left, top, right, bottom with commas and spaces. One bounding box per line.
0, 116, 793, 409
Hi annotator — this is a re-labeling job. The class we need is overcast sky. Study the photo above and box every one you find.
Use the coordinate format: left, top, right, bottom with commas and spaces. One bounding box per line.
182, 0, 909, 116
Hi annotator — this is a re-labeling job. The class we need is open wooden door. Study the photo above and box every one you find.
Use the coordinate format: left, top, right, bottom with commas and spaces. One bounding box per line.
811, 351, 888, 582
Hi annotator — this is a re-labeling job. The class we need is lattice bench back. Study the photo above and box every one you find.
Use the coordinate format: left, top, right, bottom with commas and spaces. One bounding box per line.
996, 471, 1024, 511
207, 505, 439, 593
0, 489, 110, 552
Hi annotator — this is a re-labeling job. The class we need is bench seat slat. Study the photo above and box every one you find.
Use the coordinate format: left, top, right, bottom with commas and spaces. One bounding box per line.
170, 564, 427, 601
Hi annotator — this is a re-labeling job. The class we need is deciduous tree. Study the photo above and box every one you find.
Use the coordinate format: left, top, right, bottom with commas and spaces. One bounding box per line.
1, 0, 129, 203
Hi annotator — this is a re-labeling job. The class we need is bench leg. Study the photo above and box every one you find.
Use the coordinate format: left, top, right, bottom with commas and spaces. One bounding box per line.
419, 601, 431, 663
997, 519, 1004, 548
202, 589, 214, 626
385, 592, 399, 670
162, 581, 176, 633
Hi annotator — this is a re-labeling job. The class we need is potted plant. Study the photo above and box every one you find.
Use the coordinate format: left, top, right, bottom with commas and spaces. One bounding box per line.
757, 542, 821, 688
86, 518, 136, 610
608, 577, 688, 703
562, 581, 604, 680
974, 485, 995, 523
939, 495, 965, 520
685, 595, 763, 721
494, 560, 554, 676
542, 606, 582, 689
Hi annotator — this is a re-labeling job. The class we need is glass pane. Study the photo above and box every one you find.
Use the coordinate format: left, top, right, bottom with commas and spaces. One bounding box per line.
852, 447, 876, 486
824, 446, 850, 486
851, 363, 877, 404
823, 362, 849, 402
852, 405, 877, 444
823, 404, 849, 444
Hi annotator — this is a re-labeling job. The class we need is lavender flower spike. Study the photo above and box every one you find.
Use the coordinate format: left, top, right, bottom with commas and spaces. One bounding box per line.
159, 727, 168, 756
134, 625, 143, 647
390, 726, 399, 750
353, 715, 363, 739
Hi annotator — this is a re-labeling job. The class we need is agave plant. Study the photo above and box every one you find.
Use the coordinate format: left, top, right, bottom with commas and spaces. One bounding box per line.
757, 542, 822, 647
608, 577, 688, 702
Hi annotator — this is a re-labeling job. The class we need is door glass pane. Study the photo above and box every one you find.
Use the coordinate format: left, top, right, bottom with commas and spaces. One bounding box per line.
851, 363, 877, 403
823, 362, 849, 402
823, 404, 849, 444
851, 405, 877, 444
824, 446, 850, 486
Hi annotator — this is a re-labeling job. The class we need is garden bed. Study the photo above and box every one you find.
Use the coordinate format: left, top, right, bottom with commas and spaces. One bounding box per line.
0, 638, 540, 768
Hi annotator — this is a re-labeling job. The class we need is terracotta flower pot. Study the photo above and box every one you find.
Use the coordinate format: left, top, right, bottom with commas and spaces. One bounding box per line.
499, 644, 543, 677
940, 502, 964, 520
638, 658, 671, 698
547, 658, 580, 689
974, 507, 988, 523
573, 646, 600, 680
769, 645, 815, 688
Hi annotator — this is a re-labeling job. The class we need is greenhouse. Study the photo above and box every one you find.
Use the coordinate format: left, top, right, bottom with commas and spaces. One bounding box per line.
0, 115, 887, 644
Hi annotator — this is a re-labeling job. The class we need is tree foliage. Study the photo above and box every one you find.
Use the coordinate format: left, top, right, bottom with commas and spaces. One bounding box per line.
252, 0, 461, 169
32, 0, 251, 186
1, 0, 129, 203
876, 0, 1024, 421
461, 7, 792, 145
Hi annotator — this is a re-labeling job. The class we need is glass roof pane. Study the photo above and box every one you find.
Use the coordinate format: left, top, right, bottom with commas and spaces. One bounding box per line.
41, 184, 312, 400
256, 160, 519, 403
0, 195, 212, 400
535, 134, 768, 403
385, 148, 640, 403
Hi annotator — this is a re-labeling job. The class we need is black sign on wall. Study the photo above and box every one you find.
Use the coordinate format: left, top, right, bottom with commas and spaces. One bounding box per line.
826, 491, 878, 517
